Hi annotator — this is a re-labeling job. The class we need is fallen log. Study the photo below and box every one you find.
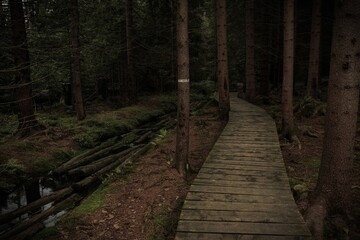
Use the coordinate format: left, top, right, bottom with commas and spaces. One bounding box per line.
11, 222, 44, 240
0, 187, 74, 225
72, 143, 153, 191
0, 194, 82, 240
53, 137, 118, 175
133, 131, 154, 145
67, 147, 136, 180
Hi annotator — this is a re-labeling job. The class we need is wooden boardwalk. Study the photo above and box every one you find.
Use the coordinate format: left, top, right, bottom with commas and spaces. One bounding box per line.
175, 94, 312, 240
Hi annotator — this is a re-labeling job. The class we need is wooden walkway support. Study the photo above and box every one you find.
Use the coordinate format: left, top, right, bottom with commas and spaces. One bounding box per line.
175, 94, 312, 239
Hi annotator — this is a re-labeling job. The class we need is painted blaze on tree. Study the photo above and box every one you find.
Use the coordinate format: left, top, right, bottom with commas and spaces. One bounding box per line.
175, 0, 190, 178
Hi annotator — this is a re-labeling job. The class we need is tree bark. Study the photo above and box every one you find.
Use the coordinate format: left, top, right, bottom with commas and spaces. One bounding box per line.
306, 1, 360, 239
259, 0, 271, 101
69, 0, 85, 121
0, 1, 4, 27
216, 0, 230, 121
281, 0, 295, 139
175, 0, 190, 179
126, 0, 137, 104
306, 0, 322, 98
9, 0, 44, 137
245, 0, 256, 102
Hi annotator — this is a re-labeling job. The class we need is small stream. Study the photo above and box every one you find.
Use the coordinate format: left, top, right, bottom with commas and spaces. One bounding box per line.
0, 176, 70, 234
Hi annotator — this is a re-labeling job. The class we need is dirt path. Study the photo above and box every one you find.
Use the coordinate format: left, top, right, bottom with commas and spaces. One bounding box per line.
52, 105, 225, 240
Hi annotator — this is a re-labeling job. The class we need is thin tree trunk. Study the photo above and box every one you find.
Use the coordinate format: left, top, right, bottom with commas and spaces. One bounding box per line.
175, 0, 190, 178
0, 1, 4, 27
245, 0, 256, 102
305, 1, 360, 238
126, 0, 137, 104
306, 0, 322, 98
281, 0, 295, 139
259, 0, 271, 100
69, 0, 85, 120
216, 0, 230, 121
9, 0, 44, 137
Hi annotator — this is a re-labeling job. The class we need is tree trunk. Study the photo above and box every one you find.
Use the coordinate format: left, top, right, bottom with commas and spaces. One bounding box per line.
175, 0, 190, 179
126, 0, 137, 104
305, 1, 360, 239
9, 0, 44, 137
0, 1, 4, 27
259, 0, 271, 101
69, 0, 85, 121
216, 0, 230, 121
245, 0, 256, 102
306, 0, 322, 98
281, 0, 295, 139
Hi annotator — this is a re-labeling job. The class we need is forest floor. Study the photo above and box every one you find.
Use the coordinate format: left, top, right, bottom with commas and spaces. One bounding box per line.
32, 98, 360, 240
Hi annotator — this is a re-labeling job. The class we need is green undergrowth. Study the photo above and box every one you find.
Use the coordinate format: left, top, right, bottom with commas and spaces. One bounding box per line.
73, 106, 166, 148
148, 197, 185, 240
0, 94, 176, 193
68, 184, 114, 218
31, 226, 60, 240
149, 207, 176, 240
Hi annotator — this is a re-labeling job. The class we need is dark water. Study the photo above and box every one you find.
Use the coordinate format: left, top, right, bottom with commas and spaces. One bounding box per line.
0, 176, 69, 234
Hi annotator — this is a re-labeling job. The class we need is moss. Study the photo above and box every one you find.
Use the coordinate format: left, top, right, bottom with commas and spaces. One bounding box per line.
150, 208, 174, 240
31, 226, 60, 240
33, 157, 57, 175
69, 185, 113, 218
304, 157, 321, 169
0, 159, 26, 192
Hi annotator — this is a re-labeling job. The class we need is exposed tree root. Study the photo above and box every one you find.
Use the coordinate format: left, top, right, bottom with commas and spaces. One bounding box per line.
305, 196, 327, 240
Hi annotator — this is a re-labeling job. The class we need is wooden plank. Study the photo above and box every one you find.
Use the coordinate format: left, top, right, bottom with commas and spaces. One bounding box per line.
198, 168, 287, 179
189, 185, 291, 196
179, 209, 304, 223
206, 155, 284, 162
185, 192, 294, 204
209, 151, 282, 157
175, 232, 312, 240
182, 201, 299, 212
203, 159, 285, 167
192, 178, 289, 190
195, 172, 290, 184
177, 220, 311, 236
203, 163, 285, 171
216, 141, 279, 146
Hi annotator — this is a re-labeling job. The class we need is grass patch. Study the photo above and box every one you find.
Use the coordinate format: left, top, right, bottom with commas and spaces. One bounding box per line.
69, 185, 114, 218
32, 157, 57, 175
0, 159, 26, 192
150, 208, 174, 240
73, 105, 173, 149
289, 177, 310, 201
104, 160, 137, 183
304, 157, 321, 169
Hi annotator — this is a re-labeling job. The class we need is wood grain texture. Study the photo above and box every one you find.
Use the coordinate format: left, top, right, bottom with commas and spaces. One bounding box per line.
175, 93, 311, 239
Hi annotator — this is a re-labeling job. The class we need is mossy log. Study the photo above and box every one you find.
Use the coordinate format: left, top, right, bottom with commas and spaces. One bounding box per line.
67, 147, 136, 180
72, 143, 153, 191
52, 137, 118, 175
0, 194, 82, 240
9, 222, 44, 240
0, 187, 74, 225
